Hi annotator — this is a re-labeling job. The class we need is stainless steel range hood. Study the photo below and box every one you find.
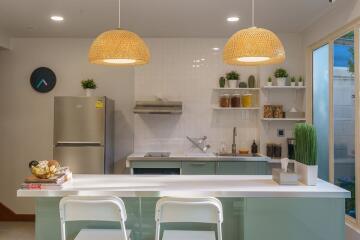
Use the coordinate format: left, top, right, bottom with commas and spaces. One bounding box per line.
133, 101, 182, 114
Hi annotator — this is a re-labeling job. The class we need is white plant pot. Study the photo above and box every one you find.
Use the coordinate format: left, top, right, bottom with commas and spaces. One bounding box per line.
295, 161, 318, 186
267, 82, 273, 86
291, 82, 296, 87
276, 77, 287, 86
298, 81, 304, 87
85, 89, 94, 97
228, 80, 238, 88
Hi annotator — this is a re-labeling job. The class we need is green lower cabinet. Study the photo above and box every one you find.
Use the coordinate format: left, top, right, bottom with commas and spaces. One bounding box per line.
216, 161, 268, 175
243, 198, 345, 240
181, 162, 216, 175
35, 197, 345, 240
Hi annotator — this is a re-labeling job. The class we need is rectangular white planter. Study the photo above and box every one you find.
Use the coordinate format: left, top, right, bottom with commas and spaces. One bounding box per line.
294, 161, 318, 186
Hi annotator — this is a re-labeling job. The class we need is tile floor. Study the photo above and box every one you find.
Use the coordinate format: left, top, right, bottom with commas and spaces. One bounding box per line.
0, 222, 34, 240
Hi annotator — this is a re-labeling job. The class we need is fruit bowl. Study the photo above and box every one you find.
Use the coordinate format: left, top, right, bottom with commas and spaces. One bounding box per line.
29, 160, 60, 179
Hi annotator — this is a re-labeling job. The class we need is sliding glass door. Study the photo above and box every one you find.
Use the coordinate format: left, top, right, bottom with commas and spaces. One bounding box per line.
333, 31, 356, 218
311, 27, 359, 222
313, 45, 330, 181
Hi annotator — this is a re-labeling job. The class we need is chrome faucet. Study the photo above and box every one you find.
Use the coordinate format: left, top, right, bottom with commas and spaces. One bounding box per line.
186, 136, 211, 153
232, 127, 237, 155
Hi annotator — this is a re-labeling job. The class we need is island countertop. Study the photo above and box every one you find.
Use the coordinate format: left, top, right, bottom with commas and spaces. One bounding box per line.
17, 174, 350, 198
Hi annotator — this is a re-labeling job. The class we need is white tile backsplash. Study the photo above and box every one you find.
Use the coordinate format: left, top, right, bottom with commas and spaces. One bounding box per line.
135, 35, 305, 154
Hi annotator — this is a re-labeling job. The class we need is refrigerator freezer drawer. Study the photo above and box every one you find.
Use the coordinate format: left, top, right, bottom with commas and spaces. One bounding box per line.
54, 146, 105, 174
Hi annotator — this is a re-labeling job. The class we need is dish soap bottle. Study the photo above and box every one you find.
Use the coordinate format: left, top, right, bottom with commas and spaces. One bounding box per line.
251, 140, 258, 155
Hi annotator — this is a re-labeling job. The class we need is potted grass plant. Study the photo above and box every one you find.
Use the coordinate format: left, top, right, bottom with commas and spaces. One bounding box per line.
267, 77, 273, 86
226, 71, 240, 88
81, 79, 97, 96
290, 77, 296, 87
298, 76, 304, 87
274, 68, 288, 86
294, 123, 318, 185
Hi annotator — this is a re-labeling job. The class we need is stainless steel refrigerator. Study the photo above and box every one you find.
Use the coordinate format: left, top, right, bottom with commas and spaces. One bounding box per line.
53, 96, 114, 174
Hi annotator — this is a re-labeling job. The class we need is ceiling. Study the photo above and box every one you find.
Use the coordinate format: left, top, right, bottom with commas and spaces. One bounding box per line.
0, 0, 345, 38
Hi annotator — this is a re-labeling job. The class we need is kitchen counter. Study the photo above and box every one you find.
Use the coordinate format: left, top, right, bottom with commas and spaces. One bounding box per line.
18, 174, 349, 240
17, 174, 349, 198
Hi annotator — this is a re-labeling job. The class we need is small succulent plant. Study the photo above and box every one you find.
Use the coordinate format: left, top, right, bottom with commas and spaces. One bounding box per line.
81, 79, 97, 89
274, 68, 288, 78
226, 71, 240, 80
219, 76, 226, 88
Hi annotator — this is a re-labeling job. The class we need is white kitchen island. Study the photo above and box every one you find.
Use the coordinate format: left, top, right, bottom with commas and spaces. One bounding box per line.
18, 175, 350, 240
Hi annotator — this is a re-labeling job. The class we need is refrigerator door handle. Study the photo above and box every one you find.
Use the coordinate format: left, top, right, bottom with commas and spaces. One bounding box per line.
56, 141, 102, 147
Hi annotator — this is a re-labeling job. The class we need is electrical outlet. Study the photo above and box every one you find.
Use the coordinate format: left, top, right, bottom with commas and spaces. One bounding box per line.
277, 129, 285, 137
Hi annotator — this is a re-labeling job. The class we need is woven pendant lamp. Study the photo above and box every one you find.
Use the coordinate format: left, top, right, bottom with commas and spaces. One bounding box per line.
89, 0, 150, 66
223, 0, 285, 66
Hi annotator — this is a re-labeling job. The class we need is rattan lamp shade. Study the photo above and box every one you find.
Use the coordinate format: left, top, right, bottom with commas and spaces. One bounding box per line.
89, 29, 150, 66
223, 27, 285, 66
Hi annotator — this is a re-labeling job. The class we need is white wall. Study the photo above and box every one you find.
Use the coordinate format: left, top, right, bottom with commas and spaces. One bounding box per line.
134, 35, 305, 155
0, 38, 134, 214
0, 29, 10, 49
303, 0, 360, 46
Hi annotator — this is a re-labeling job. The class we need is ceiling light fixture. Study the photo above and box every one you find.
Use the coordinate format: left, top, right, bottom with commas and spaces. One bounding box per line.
227, 17, 240, 22
50, 16, 64, 22
212, 47, 220, 51
88, 0, 150, 66
223, 0, 285, 66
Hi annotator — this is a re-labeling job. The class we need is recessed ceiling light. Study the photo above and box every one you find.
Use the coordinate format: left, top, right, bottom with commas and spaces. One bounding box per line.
50, 16, 64, 22
212, 47, 220, 51
227, 17, 240, 22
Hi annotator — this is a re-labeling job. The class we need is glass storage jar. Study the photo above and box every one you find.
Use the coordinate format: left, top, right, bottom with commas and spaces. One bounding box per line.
219, 94, 230, 108
231, 94, 241, 108
241, 94, 252, 108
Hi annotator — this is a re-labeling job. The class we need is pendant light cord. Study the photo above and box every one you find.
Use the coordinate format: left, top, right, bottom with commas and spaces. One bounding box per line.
118, 0, 121, 28
252, 0, 255, 27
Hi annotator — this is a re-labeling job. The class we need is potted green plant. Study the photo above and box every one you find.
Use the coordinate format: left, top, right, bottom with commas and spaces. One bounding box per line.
248, 75, 256, 88
290, 76, 296, 87
81, 79, 97, 96
219, 76, 226, 88
294, 123, 318, 185
298, 76, 304, 87
274, 68, 288, 86
267, 77, 272, 86
226, 71, 240, 88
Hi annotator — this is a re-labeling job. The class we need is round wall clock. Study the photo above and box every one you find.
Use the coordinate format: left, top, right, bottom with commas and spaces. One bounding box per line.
30, 67, 57, 93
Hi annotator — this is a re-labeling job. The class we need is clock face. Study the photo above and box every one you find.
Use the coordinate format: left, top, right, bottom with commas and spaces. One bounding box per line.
30, 67, 56, 93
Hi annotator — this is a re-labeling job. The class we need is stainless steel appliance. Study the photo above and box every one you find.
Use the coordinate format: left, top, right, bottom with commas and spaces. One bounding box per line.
133, 100, 182, 114
53, 96, 114, 174
132, 152, 180, 175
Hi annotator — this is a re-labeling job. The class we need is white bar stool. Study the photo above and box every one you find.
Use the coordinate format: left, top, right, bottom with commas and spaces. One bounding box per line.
59, 196, 131, 240
155, 197, 223, 240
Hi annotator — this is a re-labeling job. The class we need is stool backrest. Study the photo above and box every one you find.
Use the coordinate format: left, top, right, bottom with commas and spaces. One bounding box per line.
155, 197, 223, 240
59, 196, 128, 240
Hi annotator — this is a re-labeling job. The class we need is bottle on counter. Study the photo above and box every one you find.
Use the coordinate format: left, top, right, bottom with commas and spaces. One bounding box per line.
251, 140, 258, 155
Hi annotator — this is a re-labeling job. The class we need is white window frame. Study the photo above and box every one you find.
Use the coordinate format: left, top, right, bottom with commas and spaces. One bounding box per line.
306, 18, 360, 227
